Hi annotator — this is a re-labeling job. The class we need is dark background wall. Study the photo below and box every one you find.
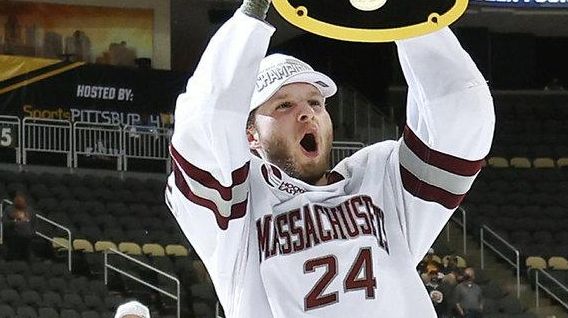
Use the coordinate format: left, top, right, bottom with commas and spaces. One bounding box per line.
171, 1, 568, 112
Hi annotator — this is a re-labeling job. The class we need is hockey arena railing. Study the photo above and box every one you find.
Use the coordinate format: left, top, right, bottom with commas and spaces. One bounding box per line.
35, 213, 73, 272
0, 198, 72, 272
480, 224, 521, 298
22, 117, 73, 167
0, 115, 22, 164
4, 119, 368, 173
535, 269, 568, 310
123, 125, 172, 172
104, 248, 181, 318
330, 141, 365, 166
334, 85, 399, 144
445, 206, 467, 255
6, 119, 172, 171
73, 122, 123, 170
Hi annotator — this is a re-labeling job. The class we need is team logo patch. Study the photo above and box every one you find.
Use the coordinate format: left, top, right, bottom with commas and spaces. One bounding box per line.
261, 163, 307, 195
261, 163, 283, 187
272, 0, 469, 42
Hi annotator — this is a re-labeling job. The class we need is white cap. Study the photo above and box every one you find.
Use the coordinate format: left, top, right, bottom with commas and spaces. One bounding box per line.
250, 54, 337, 112
114, 300, 150, 318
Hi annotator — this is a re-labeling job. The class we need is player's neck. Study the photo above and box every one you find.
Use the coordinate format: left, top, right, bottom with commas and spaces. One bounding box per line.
313, 174, 328, 186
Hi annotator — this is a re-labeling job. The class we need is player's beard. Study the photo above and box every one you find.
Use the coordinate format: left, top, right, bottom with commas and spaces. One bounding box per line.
262, 135, 331, 185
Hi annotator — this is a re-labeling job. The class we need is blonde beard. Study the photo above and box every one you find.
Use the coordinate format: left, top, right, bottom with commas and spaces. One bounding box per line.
261, 137, 330, 185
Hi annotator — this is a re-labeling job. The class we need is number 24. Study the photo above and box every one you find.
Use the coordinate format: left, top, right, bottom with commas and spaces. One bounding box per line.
304, 247, 376, 311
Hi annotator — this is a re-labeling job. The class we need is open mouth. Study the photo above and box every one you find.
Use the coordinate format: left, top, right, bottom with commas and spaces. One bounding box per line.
300, 133, 318, 156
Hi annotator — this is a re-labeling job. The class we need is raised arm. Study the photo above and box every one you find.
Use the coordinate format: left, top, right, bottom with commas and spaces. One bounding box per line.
397, 27, 494, 158
393, 27, 495, 263
171, 8, 275, 186
165, 3, 275, 314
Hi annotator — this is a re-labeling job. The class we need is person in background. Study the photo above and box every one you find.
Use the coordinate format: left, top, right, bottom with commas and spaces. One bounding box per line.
455, 267, 483, 318
424, 268, 452, 318
418, 248, 442, 275
441, 255, 459, 275
114, 300, 150, 318
2, 192, 36, 261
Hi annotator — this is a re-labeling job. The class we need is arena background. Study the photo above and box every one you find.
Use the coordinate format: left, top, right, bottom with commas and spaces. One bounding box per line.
0, 0, 568, 317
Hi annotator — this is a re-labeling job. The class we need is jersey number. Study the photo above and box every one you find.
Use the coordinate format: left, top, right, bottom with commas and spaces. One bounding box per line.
303, 247, 376, 311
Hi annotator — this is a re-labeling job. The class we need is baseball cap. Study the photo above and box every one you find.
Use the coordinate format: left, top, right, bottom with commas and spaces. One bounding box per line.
250, 53, 337, 112
114, 300, 150, 318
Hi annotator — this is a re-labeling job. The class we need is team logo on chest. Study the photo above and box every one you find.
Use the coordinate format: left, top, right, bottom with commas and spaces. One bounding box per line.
261, 163, 307, 195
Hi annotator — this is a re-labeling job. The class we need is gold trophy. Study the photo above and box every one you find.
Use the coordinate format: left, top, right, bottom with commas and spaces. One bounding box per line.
272, 0, 469, 42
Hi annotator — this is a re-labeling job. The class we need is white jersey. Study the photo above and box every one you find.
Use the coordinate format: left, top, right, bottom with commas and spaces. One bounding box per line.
165, 10, 494, 318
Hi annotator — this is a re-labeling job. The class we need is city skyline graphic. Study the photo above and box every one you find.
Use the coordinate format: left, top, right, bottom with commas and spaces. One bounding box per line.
0, 1, 154, 66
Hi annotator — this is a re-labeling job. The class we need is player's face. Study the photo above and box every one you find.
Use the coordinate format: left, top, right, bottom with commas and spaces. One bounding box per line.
249, 83, 333, 185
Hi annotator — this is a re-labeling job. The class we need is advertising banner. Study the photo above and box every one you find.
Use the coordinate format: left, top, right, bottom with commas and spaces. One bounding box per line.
0, 1, 154, 66
0, 55, 188, 128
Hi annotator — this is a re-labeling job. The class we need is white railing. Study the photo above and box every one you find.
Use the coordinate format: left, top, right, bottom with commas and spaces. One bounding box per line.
535, 269, 568, 310
333, 85, 398, 144
480, 225, 520, 298
123, 125, 172, 172
0, 199, 14, 245
0, 115, 22, 164
22, 118, 72, 167
104, 248, 181, 318
73, 122, 123, 170
35, 213, 73, 272
331, 141, 365, 167
7, 119, 173, 171
8, 119, 372, 173
446, 206, 467, 255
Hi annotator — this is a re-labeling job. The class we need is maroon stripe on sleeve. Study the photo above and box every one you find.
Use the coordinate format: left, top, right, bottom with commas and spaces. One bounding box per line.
400, 166, 465, 210
173, 162, 247, 230
170, 146, 249, 201
403, 126, 483, 177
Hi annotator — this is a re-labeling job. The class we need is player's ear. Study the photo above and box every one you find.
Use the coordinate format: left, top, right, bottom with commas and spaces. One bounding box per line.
246, 109, 262, 151
247, 127, 262, 151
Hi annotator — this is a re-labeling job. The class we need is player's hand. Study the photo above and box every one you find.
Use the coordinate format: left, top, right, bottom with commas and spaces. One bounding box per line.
241, 0, 272, 20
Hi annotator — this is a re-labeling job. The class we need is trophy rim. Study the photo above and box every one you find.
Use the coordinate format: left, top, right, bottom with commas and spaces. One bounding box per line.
272, 0, 469, 42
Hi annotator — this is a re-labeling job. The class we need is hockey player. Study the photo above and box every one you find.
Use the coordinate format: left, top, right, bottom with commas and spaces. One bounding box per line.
165, 0, 494, 316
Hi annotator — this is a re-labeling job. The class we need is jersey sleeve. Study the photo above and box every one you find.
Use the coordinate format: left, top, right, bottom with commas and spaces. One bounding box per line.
165, 10, 275, 313
391, 27, 495, 264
